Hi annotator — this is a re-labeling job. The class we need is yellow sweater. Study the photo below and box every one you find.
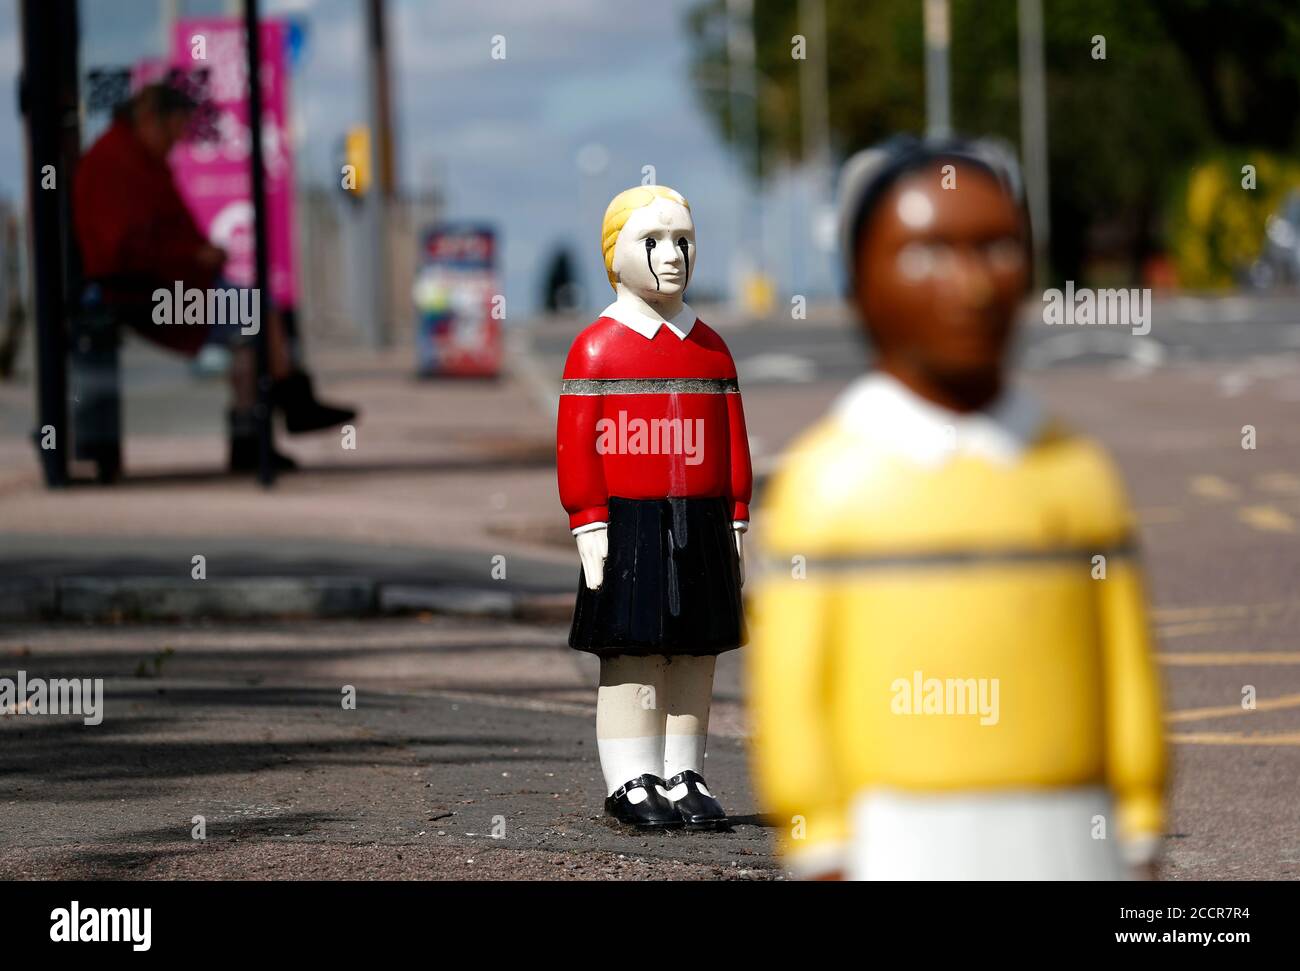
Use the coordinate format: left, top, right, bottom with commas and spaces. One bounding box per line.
748, 399, 1167, 869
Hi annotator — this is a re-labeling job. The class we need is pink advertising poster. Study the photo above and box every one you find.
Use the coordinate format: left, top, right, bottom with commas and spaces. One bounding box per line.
167, 19, 298, 307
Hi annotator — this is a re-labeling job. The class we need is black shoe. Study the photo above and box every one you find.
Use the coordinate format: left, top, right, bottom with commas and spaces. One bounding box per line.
271, 370, 358, 434
603, 775, 683, 830
665, 770, 729, 829
229, 434, 298, 472
228, 409, 297, 472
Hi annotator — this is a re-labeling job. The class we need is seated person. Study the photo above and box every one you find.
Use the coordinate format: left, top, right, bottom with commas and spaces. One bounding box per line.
73, 82, 356, 471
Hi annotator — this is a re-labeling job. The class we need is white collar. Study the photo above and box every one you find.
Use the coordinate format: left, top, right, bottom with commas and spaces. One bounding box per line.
832, 371, 1045, 466
600, 296, 697, 340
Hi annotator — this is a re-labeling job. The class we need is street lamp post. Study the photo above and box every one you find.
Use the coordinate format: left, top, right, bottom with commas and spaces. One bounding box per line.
797, 0, 833, 297
244, 0, 276, 486
362, 0, 396, 348
726, 0, 767, 315
923, 0, 952, 139
19, 0, 80, 487
1018, 0, 1052, 290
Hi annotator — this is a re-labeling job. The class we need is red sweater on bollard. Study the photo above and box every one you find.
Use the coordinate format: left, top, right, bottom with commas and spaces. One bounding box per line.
556, 313, 752, 532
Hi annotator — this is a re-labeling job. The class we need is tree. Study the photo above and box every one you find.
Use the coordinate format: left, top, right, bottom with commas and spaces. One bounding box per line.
684, 0, 1300, 283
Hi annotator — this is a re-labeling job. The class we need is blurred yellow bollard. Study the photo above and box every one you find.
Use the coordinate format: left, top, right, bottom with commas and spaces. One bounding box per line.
343, 125, 371, 198
740, 272, 776, 319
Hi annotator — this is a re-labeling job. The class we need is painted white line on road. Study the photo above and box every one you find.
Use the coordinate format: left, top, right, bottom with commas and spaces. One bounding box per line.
735, 353, 817, 383
1020, 331, 1166, 370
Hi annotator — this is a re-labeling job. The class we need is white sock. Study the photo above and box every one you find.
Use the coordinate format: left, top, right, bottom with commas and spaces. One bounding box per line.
662, 654, 714, 787
663, 732, 707, 782
596, 655, 668, 796
597, 735, 666, 797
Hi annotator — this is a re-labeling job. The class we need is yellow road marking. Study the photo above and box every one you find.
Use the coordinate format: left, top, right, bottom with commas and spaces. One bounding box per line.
1152, 603, 1281, 623
1160, 652, 1300, 666
1237, 504, 1296, 533
1190, 474, 1239, 501
1156, 621, 1229, 638
1166, 692, 1300, 724
1169, 732, 1300, 746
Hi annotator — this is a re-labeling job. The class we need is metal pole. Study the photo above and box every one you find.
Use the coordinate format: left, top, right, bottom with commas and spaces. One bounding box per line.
161, 0, 178, 51
368, 0, 397, 197
243, 0, 275, 486
923, 0, 951, 139
19, 0, 76, 487
55, 0, 82, 368
726, 0, 763, 304
798, 0, 832, 292
1018, 0, 1051, 290
798, 0, 831, 196
362, 0, 393, 348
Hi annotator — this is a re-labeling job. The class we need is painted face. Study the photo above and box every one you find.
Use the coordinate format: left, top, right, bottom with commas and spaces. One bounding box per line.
854, 163, 1027, 382
611, 197, 695, 301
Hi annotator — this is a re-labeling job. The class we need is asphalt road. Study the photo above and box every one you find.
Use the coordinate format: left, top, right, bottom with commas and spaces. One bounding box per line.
0, 617, 770, 881
527, 293, 1300, 386
3, 294, 1299, 880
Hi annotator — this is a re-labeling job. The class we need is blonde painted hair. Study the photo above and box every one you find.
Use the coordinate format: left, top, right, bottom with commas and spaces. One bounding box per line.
600, 185, 691, 290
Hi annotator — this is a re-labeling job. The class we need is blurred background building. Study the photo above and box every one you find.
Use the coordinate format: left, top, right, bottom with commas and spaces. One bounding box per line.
0, 0, 1297, 356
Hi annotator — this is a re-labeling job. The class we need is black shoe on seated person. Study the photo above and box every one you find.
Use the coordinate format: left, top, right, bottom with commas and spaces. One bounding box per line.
228, 409, 297, 472
229, 434, 297, 473
271, 370, 358, 434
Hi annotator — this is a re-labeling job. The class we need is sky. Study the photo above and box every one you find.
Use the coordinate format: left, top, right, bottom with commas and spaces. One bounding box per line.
0, 0, 838, 316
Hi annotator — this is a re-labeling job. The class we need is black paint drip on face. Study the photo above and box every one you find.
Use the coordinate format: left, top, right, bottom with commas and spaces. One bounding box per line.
645, 238, 659, 290
677, 238, 690, 289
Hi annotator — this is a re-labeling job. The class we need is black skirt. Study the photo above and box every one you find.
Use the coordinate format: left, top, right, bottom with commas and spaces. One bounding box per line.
569, 496, 746, 657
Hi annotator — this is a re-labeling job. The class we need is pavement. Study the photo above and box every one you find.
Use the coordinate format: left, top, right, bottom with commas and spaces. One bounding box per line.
2, 296, 1300, 879
0, 533, 575, 622
0, 335, 579, 622
0, 617, 768, 881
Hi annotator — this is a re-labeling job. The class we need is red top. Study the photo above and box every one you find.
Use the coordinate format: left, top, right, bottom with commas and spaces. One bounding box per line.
556, 314, 752, 530
73, 119, 217, 293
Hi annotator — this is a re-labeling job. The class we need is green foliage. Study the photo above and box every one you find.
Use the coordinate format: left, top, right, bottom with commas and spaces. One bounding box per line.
1168, 152, 1300, 288
684, 0, 1300, 283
